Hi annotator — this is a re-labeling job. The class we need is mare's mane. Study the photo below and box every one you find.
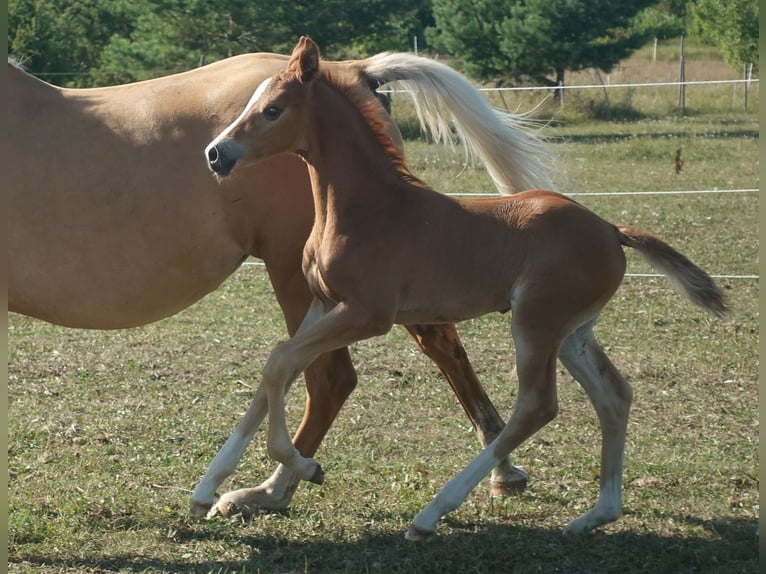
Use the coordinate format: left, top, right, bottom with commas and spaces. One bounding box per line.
317, 66, 431, 190
8, 57, 29, 71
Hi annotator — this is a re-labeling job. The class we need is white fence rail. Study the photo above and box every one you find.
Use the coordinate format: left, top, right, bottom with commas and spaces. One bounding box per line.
240, 184, 760, 282
473, 79, 759, 92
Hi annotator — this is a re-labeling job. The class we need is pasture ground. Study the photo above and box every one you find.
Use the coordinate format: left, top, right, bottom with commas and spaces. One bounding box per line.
7, 46, 759, 574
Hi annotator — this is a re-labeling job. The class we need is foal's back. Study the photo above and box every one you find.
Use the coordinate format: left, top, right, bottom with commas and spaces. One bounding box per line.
368, 185, 627, 328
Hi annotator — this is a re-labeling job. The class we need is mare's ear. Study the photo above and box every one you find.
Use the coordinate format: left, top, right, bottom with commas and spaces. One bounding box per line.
287, 36, 320, 84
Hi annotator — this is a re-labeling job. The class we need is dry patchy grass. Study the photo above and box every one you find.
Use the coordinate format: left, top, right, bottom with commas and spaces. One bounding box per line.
7, 44, 759, 574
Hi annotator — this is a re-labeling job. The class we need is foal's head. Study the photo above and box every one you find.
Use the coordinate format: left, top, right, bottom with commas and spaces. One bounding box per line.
206, 36, 395, 180
205, 36, 320, 178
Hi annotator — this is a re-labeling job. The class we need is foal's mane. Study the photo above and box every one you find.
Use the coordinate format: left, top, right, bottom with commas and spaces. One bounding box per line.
318, 67, 431, 190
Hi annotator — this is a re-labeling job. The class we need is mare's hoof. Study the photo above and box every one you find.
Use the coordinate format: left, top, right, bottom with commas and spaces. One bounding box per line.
404, 524, 436, 542
490, 476, 528, 496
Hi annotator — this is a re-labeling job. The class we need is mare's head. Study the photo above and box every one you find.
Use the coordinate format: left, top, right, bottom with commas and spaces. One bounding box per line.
205, 36, 326, 178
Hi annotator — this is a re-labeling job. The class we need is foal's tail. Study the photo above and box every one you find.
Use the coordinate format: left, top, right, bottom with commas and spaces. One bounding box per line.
616, 225, 729, 319
361, 52, 557, 195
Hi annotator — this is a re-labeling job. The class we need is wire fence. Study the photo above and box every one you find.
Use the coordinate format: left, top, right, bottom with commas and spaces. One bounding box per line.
384, 77, 760, 115
239, 187, 759, 280
475, 78, 759, 92
31, 66, 757, 281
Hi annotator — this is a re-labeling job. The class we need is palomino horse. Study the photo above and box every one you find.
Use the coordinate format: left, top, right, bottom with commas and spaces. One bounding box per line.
201, 37, 728, 539
8, 50, 552, 515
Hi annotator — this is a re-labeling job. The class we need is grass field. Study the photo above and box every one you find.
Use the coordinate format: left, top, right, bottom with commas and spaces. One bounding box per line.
7, 46, 759, 573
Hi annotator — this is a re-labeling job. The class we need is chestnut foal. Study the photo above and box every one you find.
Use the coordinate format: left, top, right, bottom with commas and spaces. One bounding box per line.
199, 37, 727, 539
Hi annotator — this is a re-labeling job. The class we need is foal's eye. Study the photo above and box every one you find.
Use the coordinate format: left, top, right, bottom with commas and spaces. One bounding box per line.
263, 105, 283, 120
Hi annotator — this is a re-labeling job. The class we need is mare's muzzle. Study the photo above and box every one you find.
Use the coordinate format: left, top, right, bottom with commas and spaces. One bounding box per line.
205, 139, 245, 177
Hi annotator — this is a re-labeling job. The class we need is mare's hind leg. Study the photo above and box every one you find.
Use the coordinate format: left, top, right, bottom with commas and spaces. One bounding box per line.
406, 324, 528, 494
558, 321, 633, 533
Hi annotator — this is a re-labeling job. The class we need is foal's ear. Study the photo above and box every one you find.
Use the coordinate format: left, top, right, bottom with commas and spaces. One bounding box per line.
288, 36, 320, 84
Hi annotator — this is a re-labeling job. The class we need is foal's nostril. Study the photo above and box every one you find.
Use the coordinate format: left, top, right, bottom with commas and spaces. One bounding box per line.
207, 146, 220, 165
205, 139, 243, 177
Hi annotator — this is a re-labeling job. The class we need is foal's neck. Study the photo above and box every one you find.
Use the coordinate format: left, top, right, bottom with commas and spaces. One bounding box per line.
304, 81, 412, 225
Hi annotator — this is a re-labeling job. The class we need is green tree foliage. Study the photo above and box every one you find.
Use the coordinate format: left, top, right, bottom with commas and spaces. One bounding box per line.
92, 0, 266, 85
689, 0, 758, 71
427, 0, 658, 85
9, 0, 430, 86
633, 0, 687, 40
9, 0, 139, 83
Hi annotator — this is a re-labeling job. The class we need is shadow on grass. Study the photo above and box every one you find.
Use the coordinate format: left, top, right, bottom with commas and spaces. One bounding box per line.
10, 515, 758, 574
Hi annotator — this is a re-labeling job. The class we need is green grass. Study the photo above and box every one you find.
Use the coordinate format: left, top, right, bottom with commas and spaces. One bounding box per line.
7, 52, 759, 573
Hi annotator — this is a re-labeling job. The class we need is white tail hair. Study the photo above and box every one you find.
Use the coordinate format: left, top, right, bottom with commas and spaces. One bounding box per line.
362, 52, 558, 195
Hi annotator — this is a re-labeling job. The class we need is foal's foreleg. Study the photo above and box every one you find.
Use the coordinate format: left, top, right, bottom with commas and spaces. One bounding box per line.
189, 299, 331, 517
192, 337, 327, 519
262, 300, 393, 483
190, 383, 269, 517
210, 348, 358, 518
405, 324, 528, 494
558, 323, 633, 533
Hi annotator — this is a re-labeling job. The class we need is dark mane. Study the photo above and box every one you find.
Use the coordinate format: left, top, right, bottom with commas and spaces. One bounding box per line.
319, 68, 431, 190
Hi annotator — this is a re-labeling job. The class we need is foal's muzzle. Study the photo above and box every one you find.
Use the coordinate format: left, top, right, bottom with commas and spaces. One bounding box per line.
205, 139, 245, 177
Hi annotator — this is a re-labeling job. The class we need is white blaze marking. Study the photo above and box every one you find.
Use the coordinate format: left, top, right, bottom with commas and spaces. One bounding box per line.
205, 77, 272, 157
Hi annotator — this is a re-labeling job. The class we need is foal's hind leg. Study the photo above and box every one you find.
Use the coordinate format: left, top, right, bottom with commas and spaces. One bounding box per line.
406, 324, 528, 494
558, 322, 633, 533
407, 323, 561, 540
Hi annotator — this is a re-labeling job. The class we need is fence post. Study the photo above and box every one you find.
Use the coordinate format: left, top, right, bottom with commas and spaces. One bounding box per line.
744, 63, 752, 111
677, 35, 686, 112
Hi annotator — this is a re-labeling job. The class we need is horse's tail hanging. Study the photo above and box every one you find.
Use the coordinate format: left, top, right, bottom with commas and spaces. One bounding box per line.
361, 52, 559, 195
615, 225, 729, 319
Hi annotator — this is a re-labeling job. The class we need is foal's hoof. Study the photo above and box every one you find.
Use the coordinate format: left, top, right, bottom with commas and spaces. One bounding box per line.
218, 499, 246, 518
404, 524, 436, 542
309, 462, 325, 485
214, 491, 259, 519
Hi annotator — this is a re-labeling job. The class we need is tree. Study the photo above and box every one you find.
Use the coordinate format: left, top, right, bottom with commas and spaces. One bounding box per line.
92, 0, 267, 85
632, 0, 688, 40
427, 0, 657, 86
9, 0, 140, 85
689, 0, 758, 72
9, 0, 432, 86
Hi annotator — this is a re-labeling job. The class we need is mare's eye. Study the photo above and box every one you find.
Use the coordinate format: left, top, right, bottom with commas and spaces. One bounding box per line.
263, 105, 283, 120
